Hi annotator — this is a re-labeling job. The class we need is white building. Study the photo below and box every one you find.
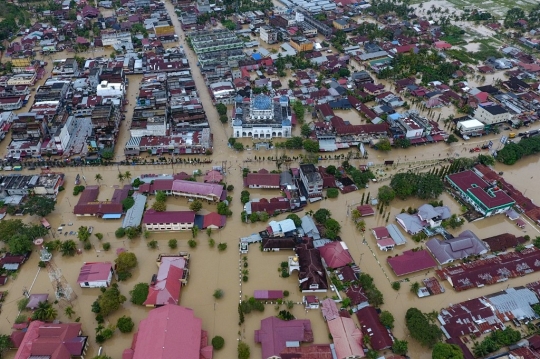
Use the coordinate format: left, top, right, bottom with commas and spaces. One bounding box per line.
77, 262, 114, 288
96, 80, 124, 98
260, 26, 278, 44
129, 117, 167, 137
474, 105, 511, 125
457, 119, 485, 136
209, 81, 236, 104
299, 164, 323, 200
232, 94, 292, 139
142, 210, 196, 231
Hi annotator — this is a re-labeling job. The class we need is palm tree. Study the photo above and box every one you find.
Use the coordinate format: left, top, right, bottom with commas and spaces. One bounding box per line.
32, 301, 57, 321
355, 220, 366, 232
124, 171, 132, 182
117, 173, 125, 183
410, 282, 420, 295
64, 306, 75, 319
351, 209, 361, 222
95, 173, 103, 185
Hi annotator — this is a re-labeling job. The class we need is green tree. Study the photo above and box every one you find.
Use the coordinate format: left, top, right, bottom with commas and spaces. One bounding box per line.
24, 196, 56, 217
213, 289, 224, 299
378, 185, 395, 205
152, 201, 167, 212
212, 336, 225, 350
314, 209, 331, 224
326, 188, 339, 198
122, 197, 135, 211
95, 173, 103, 184
392, 339, 408, 355
377, 138, 392, 151
115, 252, 137, 281
324, 219, 341, 238
168, 239, 177, 249
8, 234, 34, 254
302, 139, 319, 153
60, 240, 77, 256
0, 334, 13, 358
416, 173, 444, 199
326, 165, 337, 175
155, 191, 167, 202
300, 123, 312, 138
446, 134, 458, 143
379, 310, 395, 328
238, 341, 250, 359
410, 281, 420, 294
189, 200, 203, 212
116, 316, 134, 333
216, 103, 227, 116
130, 283, 149, 305
77, 226, 91, 241
286, 214, 302, 227
32, 301, 57, 321
115, 227, 126, 238
477, 154, 495, 166
292, 101, 305, 123
95, 284, 126, 317
64, 306, 75, 319
432, 342, 464, 359
405, 308, 442, 347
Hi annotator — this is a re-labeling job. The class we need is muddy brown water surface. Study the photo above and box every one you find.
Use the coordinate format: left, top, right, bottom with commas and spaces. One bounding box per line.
1, 3, 540, 358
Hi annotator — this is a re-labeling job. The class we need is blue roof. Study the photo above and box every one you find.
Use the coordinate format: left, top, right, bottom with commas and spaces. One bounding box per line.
252, 53, 262, 60
388, 113, 402, 121
103, 213, 122, 219
253, 95, 272, 110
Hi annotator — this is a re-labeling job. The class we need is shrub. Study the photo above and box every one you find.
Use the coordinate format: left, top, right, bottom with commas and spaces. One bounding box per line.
212, 336, 225, 350
83, 241, 92, 251
217, 242, 227, 251
102, 243, 111, 251
213, 289, 224, 299
117, 316, 134, 333
130, 283, 149, 305
392, 282, 401, 291
227, 184, 234, 191
188, 239, 197, 248
168, 239, 177, 249
17, 297, 29, 311
15, 314, 27, 324
147, 240, 158, 249
242, 275, 248, 282
208, 238, 215, 247
283, 290, 289, 297
327, 188, 339, 198
95, 233, 103, 240
115, 228, 125, 238
38, 261, 47, 268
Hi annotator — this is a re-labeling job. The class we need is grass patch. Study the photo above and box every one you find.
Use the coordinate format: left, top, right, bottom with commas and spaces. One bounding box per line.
440, 35, 467, 46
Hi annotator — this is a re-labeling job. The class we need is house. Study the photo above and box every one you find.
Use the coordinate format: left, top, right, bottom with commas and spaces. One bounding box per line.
245, 170, 281, 188
293, 242, 328, 292
474, 104, 511, 125
426, 230, 488, 265
201, 212, 227, 230
301, 215, 321, 240
268, 219, 297, 236
11, 321, 88, 359
73, 185, 125, 218
123, 305, 212, 359
77, 262, 113, 288
356, 205, 375, 217
345, 285, 369, 311
326, 312, 364, 359
303, 295, 320, 309
439, 298, 503, 339
254, 290, 283, 300
356, 306, 394, 350
255, 317, 314, 359
387, 249, 437, 276
247, 198, 291, 215
299, 164, 323, 200
261, 236, 299, 251
446, 170, 515, 217
318, 241, 353, 269
203, 170, 223, 183
457, 119, 485, 136
142, 210, 196, 231
372, 227, 390, 240
144, 254, 189, 307
482, 233, 526, 252
0, 252, 30, 270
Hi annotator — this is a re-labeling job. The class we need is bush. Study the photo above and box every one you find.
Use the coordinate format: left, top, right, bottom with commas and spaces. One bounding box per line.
17, 297, 29, 311
217, 243, 227, 251
147, 240, 158, 249
38, 261, 47, 268
212, 336, 225, 350
115, 228, 125, 238
83, 241, 92, 251
283, 290, 289, 297
102, 243, 111, 251
117, 316, 134, 333
15, 314, 27, 324
188, 239, 197, 248
95, 233, 103, 240
242, 275, 248, 282
327, 188, 339, 198
227, 184, 234, 191
392, 281, 401, 291
168, 239, 177, 249
213, 289, 224, 299
238, 341, 250, 359
130, 283, 149, 305
73, 185, 85, 195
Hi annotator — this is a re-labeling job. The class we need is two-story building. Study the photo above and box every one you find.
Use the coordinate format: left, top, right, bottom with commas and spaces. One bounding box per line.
299, 164, 323, 201
474, 104, 511, 125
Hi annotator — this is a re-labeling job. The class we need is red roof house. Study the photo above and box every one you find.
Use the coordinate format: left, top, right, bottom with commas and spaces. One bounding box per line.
77, 262, 113, 288
73, 185, 124, 217
371, 227, 390, 240
255, 317, 314, 359
144, 256, 188, 307
356, 306, 393, 350
12, 321, 87, 359
254, 290, 283, 300
327, 317, 364, 358
434, 41, 452, 50
356, 205, 375, 217
318, 241, 353, 269
202, 212, 226, 229
387, 249, 437, 276
245, 171, 281, 189
124, 305, 212, 359
203, 170, 223, 183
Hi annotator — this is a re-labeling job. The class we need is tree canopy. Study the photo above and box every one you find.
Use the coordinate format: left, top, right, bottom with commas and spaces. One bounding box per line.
390, 172, 443, 200
24, 196, 56, 217
130, 282, 149, 305
496, 136, 540, 165
93, 283, 126, 317
0, 219, 48, 254
286, 214, 302, 227
405, 308, 442, 347
377, 185, 395, 205
313, 209, 331, 224
115, 252, 138, 281
432, 343, 464, 359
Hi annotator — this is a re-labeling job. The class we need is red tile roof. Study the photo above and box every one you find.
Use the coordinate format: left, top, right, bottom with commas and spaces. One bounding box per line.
279, 344, 333, 359
126, 305, 212, 359
202, 212, 226, 228
356, 205, 375, 216
255, 317, 314, 359
77, 262, 112, 284
356, 306, 393, 350
245, 173, 280, 188
144, 256, 187, 306
318, 241, 353, 269
142, 210, 195, 224
327, 317, 364, 358
250, 197, 291, 214
372, 227, 389, 240
73, 185, 125, 216
447, 170, 515, 209
387, 249, 437, 276
13, 321, 86, 359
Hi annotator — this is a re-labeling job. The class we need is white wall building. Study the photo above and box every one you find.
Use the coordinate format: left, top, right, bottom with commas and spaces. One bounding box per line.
457, 119, 485, 136
96, 80, 125, 98
474, 105, 511, 125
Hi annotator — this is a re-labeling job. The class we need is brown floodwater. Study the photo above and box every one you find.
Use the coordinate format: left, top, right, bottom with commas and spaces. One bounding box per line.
1, 4, 537, 359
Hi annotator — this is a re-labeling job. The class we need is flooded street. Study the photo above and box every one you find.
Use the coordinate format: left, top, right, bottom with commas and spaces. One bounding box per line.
0, 2, 539, 359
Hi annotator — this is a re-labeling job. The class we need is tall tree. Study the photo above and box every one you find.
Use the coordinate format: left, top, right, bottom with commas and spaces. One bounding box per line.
24, 196, 56, 217
95, 173, 103, 184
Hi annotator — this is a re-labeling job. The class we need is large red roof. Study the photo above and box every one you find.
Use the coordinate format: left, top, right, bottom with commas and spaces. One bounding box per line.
447, 170, 514, 209
144, 256, 186, 306
318, 241, 353, 269
77, 262, 112, 283
127, 305, 211, 359
245, 173, 280, 187
255, 317, 314, 359
356, 306, 393, 350
142, 210, 195, 225
387, 249, 437, 276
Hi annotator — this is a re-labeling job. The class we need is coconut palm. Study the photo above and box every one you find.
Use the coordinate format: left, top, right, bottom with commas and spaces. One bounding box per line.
124, 171, 132, 182
64, 306, 75, 319
32, 301, 57, 321
355, 220, 366, 232
117, 173, 125, 183
351, 209, 361, 222
95, 174, 103, 185
410, 282, 420, 295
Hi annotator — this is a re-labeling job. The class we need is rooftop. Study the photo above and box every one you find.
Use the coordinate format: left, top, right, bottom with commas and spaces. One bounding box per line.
77, 262, 113, 283
387, 249, 437, 276
255, 317, 314, 359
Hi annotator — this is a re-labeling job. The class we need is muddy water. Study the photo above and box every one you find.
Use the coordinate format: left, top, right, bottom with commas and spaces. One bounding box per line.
0, 4, 537, 359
